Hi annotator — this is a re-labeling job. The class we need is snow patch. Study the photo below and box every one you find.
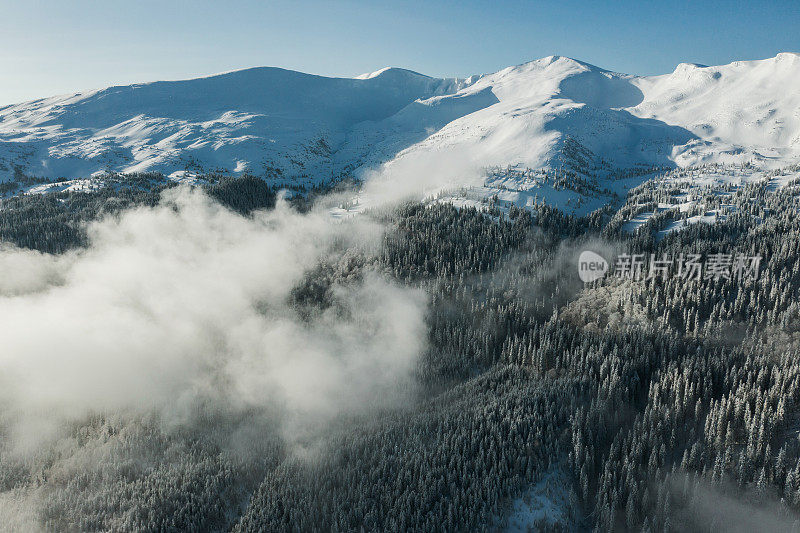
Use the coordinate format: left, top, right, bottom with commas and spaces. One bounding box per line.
501, 464, 582, 532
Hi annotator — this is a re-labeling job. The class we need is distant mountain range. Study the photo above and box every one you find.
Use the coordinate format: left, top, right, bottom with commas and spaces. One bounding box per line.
1, 53, 799, 196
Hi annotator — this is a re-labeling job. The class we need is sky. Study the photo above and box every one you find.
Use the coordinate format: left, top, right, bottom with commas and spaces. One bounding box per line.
1, 0, 798, 105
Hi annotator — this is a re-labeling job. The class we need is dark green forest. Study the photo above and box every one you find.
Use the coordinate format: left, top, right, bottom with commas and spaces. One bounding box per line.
1, 172, 799, 532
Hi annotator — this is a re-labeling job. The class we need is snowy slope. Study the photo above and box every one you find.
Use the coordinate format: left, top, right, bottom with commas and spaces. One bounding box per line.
383, 54, 800, 178
358, 54, 800, 214
629, 53, 800, 166
2, 54, 799, 207
0, 67, 465, 185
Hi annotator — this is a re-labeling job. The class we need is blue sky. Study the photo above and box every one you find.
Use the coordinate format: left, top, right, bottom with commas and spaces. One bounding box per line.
1, 0, 798, 105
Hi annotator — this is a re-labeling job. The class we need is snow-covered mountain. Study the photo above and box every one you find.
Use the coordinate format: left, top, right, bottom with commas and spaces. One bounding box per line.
0, 67, 466, 186
382, 53, 800, 178
1, 53, 799, 199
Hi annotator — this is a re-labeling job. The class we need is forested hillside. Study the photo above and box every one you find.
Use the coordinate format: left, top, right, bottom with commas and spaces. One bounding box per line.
1, 173, 799, 531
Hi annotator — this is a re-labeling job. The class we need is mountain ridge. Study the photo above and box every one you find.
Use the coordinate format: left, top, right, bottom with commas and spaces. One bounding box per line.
1, 53, 798, 200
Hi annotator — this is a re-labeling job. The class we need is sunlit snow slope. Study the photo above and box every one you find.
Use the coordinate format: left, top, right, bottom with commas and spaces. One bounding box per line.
0, 67, 465, 186
1, 54, 799, 198
386, 54, 800, 174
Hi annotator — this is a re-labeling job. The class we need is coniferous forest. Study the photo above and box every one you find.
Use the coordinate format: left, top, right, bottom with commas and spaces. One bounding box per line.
1, 172, 799, 532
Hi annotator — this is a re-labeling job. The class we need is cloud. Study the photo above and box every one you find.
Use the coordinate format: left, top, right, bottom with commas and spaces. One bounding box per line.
358, 145, 486, 207
669, 476, 798, 533
0, 187, 427, 451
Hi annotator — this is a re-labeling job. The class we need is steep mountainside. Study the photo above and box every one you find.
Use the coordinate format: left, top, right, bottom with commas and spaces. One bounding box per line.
1, 54, 799, 204
382, 54, 800, 180
0, 67, 465, 186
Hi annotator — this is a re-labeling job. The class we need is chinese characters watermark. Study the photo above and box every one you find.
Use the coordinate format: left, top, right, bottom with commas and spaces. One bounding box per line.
578, 251, 761, 283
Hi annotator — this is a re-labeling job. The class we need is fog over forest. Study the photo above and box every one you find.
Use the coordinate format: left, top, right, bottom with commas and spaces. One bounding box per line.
1, 33, 800, 531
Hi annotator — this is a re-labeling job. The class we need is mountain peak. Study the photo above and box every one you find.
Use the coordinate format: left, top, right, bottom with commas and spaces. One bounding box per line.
354, 67, 392, 79
353, 67, 430, 80
674, 62, 709, 71
527, 55, 598, 70
773, 51, 800, 63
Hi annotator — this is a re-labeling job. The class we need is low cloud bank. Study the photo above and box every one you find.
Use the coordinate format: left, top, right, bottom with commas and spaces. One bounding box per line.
0, 187, 427, 450
359, 145, 486, 206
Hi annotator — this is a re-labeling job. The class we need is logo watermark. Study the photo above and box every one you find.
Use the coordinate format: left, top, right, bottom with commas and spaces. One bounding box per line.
577, 251, 762, 282
578, 250, 609, 282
